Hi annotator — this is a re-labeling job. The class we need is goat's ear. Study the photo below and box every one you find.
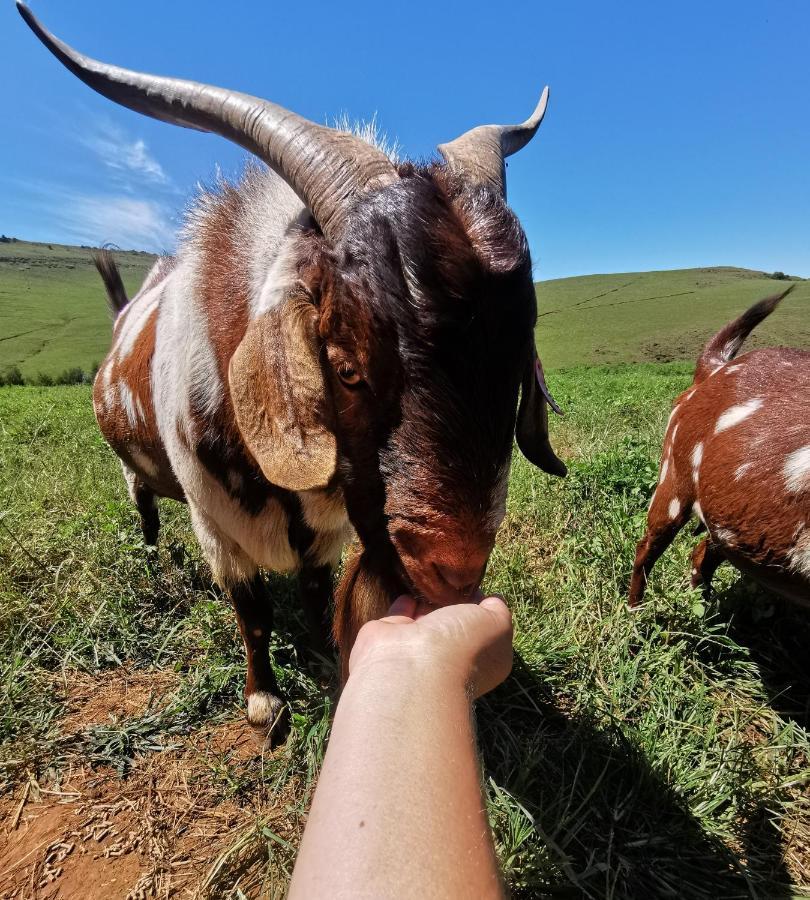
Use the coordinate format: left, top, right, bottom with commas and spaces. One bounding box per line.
515, 348, 567, 476
229, 295, 336, 491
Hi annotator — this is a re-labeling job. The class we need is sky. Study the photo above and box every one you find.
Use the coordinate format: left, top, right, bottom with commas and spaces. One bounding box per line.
1, 0, 808, 281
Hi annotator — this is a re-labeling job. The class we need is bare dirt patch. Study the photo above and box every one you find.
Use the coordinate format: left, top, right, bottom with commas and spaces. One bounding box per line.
1, 672, 303, 899
57, 669, 180, 737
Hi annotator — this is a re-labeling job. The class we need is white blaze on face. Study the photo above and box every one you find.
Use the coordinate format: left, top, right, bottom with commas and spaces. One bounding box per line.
714, 398, 763, 434
784, 445, 810, 493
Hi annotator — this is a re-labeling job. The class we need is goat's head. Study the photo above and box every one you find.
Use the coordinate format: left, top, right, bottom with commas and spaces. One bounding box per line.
20, 2, 566, 605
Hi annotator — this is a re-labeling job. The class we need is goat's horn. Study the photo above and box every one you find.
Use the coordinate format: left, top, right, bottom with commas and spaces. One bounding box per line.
17, 2, 397, 239
437, 87, 549, 198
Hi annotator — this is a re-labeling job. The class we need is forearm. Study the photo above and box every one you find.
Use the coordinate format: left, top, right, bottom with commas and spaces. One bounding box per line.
288, 659, 503, 899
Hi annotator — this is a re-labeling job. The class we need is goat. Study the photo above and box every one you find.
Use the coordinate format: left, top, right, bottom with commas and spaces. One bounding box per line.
19, 4, 566, 730
629, 286, 810, 606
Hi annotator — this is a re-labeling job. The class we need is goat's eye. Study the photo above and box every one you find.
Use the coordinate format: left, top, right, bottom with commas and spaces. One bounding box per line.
337, 363, 362, 386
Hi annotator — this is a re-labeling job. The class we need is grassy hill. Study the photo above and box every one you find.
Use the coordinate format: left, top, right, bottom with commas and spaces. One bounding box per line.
536, 266, 810, 369
0, 240, 155, 380
0, 239, 807, 378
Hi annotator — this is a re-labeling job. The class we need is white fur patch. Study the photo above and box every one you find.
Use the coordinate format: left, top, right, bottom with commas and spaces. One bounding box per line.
691, 442, 703, 482
735, 462, 753, 480
715, 398, 763, 434
725, 364, 742, 374
659, 457, 669, 484
118, 381, 141, 428
247, 691, 284, 727
671, 423, 680, 444
784, 445, 810, 493
693, 501, 704, 523
788, 529, 810, 579
713, 527, 736, 546
129, 447, 158, 479
115, 291, 159, 360
668, 498, 681, 520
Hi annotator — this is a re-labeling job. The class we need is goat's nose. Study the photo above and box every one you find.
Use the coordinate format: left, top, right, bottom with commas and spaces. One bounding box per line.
433, 560, 486, 598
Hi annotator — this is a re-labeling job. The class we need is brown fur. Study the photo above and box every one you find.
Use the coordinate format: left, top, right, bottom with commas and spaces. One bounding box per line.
334, 546, 391, 681
93, 301, 183, 502
630, 294, 810, 605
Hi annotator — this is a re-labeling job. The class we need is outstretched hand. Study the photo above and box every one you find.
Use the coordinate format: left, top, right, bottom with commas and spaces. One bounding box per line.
349, 594, 513, 699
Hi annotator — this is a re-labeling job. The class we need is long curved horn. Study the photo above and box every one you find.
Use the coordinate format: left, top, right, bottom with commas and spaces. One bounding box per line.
16, 2, 397, 239
437, 87, 549, 198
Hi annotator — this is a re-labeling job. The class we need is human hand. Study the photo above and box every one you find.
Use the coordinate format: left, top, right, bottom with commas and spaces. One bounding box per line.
349, 594, 513, 699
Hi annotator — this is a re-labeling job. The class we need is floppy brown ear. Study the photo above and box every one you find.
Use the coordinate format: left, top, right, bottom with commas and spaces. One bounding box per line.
229, 295, 337, 491
516, 348, 567, 476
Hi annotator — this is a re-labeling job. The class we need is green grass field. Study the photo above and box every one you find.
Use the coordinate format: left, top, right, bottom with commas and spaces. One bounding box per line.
0, 240, 155, 381
2, 369, 809, 897
1, 242, 809, 897
537, 266, 810, 369
2, 239, 807, 378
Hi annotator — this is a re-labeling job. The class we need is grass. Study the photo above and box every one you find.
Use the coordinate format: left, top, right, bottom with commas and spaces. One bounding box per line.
536, 266, 810, 369
2, 368, 809, 897
2, 238, 808, 378
0, 240, 155, 380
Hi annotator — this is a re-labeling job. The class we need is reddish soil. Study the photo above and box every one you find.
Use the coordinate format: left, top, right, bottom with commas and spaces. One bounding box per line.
0, 670, 295, 899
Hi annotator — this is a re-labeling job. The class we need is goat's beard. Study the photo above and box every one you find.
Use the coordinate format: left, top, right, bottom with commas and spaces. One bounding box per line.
333, 545, 399, 683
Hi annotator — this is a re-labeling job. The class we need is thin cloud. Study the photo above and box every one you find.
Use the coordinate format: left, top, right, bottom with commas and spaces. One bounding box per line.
67, 193, 177, 251
80, 121, 171, 187
2, 177, 178, 252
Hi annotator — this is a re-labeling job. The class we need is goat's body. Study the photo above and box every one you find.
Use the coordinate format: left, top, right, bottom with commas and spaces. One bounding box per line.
95, 167, 351, 585
630, 292, 810, 604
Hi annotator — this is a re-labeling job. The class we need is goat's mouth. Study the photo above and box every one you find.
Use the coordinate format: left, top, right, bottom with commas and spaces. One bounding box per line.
389, 523, 491, 608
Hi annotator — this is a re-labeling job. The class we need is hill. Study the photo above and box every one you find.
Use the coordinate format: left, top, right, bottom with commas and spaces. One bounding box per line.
536, 266, 809, 369
0, 240, 806, 377
0, 240, 156, 380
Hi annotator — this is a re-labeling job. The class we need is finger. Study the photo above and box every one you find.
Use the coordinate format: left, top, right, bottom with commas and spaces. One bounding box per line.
378, 615, 417, 626
479, 595, 512, 624
388, 595, 417, 618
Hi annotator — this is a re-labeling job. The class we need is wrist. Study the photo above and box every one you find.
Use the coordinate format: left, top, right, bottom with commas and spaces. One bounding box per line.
348, 649, 471, 700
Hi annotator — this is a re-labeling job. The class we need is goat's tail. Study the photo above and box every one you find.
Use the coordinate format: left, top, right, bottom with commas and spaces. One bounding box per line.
694, 284, 795, 383
93, 249, 129, 317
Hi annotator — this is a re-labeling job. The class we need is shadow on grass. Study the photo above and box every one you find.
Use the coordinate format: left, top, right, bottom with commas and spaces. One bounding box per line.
718, 575, 810, 731
478, 651, 794, 899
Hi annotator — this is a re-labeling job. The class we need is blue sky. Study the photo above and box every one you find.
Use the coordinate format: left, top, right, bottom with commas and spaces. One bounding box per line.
2, 0, 808, 281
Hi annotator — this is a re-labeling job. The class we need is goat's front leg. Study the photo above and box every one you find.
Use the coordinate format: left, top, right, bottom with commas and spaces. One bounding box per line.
629, 489, 692, 607
690, 537, 725, 597
230, 574, 286, 733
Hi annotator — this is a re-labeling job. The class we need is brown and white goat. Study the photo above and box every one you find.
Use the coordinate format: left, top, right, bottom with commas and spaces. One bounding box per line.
20, 4, 566, 728
629, 287, 810, 606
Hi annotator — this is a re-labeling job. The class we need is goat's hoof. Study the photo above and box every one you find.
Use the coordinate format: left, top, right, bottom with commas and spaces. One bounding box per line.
247, 691, 287, 736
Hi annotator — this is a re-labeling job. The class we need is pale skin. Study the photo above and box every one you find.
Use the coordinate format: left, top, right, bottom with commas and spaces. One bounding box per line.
288, 594, 513, 899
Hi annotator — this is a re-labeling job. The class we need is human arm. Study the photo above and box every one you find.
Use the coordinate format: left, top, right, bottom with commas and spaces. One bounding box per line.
288, 594, 512, 899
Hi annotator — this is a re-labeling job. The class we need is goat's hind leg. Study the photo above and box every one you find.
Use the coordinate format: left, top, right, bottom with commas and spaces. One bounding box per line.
629, 489, 692, 607
122, 462, 160, 546
690, 537, 724, 598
